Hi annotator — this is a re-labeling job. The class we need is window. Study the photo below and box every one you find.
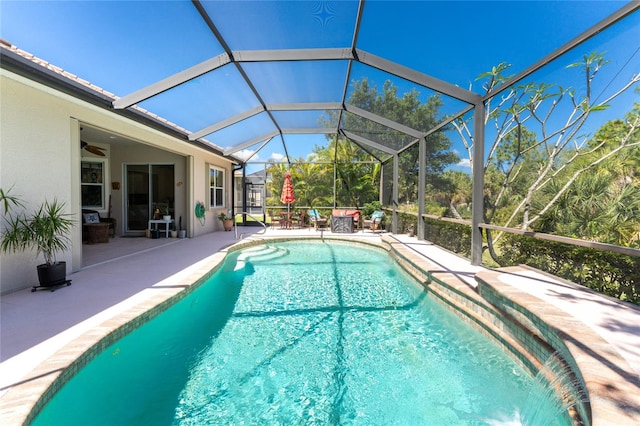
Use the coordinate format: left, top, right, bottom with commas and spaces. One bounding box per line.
209, 165, 225, 208
81, 160, 105, 209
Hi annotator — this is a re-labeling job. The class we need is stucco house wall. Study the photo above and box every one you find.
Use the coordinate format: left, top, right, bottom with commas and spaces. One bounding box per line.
0, 69, 235, 294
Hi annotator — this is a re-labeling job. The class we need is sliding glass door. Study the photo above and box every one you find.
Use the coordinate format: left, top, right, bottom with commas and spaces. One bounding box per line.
125, 164, 174, 232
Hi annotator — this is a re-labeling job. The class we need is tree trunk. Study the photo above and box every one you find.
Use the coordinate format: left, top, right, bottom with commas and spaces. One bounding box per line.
449, 201, 463, 220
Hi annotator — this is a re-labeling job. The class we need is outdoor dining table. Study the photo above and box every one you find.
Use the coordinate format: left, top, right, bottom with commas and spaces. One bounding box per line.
279, 211, 295, 229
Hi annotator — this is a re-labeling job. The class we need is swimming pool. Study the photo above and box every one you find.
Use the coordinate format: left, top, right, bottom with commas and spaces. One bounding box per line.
31, 241, 570, 425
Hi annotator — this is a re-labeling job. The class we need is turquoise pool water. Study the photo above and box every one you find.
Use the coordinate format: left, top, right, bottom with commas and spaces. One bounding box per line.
32, 241, 569, 425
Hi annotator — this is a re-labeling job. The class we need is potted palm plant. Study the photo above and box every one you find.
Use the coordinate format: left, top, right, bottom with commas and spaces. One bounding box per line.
1, 188, 74, 290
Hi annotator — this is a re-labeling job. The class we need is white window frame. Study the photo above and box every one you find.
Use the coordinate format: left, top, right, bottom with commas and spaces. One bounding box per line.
81, 159, 107, 210
208, 165, 225, 209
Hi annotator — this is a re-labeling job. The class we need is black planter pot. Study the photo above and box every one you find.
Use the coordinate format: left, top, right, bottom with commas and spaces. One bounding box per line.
37, 261, 67, 287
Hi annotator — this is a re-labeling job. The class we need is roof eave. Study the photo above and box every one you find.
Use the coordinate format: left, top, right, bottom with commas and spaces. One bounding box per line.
0, 46, 238, 163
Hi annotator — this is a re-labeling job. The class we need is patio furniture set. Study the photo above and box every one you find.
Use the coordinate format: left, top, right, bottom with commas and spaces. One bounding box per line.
305, 209, 385, 233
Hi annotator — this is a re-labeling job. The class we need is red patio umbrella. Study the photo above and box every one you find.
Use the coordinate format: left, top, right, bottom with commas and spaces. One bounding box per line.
280, 171, 296, 215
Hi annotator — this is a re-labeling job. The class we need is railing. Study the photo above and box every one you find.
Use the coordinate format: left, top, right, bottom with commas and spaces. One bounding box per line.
234, 212, 267, 240
393, 210, 640, 259
422, 213, 471, 227
479, 223, 640, 258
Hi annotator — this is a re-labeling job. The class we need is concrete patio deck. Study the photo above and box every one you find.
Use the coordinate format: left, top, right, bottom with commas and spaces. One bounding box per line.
1, 227, 639, 424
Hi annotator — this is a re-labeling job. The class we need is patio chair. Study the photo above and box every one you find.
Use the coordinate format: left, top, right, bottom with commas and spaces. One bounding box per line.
293, 210, 307, 228
363, 211, 384, 233
308, 209, 328, 230
267, 210, 278, 228
82, 208, 116, 241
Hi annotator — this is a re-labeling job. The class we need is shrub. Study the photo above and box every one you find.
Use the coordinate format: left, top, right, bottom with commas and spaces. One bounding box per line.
423, 217, 472, 258
419, 218, 639, 305
501, 235, 640, 305
362, 201, 382, 217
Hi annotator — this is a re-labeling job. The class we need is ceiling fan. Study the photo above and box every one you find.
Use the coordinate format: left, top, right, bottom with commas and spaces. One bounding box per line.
81, 141, 107, 156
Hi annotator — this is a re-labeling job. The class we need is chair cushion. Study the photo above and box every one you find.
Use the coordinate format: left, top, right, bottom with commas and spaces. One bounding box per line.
83, 212, 100, 224
331, 209, 361, 221
346, 210, 361, 221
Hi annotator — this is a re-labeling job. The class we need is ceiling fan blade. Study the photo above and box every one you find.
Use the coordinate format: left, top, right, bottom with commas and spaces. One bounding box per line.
81, 141, 107, 156
86, 145, 107, 156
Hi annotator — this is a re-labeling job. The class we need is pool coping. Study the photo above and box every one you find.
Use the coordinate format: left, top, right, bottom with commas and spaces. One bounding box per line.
1, 234, 638, 425
475, 267, 640, 425
384, 235, 640, 425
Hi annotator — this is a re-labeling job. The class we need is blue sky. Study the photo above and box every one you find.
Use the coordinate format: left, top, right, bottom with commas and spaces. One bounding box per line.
1, 1, 637, 173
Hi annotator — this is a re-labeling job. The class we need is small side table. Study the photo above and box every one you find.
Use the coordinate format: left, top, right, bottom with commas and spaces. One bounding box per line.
331, 215, 354, 233
148, 219, 173, 238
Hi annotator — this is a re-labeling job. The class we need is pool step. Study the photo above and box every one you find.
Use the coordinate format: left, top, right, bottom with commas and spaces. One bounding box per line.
225, 245, 289, 272
237, 245, 289, 263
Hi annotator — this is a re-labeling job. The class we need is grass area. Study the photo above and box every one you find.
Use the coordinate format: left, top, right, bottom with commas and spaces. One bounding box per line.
234, 215, 273, 225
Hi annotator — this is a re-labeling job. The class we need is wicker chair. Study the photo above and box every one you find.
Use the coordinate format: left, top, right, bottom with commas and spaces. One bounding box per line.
82, 209, 116, 241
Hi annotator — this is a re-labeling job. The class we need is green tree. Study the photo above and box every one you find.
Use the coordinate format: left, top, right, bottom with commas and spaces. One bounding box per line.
535, 105, 640, 246
322, 78, 458, 207
290, 161, 334, 208
265, 159, 335, 210
439, 170, 473, 219
453, 53, 640, 261
312, 136, 380, 208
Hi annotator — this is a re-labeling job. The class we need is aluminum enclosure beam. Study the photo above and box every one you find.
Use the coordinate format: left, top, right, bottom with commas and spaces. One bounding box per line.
112, 0, 634, 173
113, 53, 231, 109
417, 137, 426, 240
266, 102, 342, 111
281, 128, 336, 134
344, 104, 424, 139
193, 0, 286, 157
346, 138, 387, 163
341, 130, 397, 155
483, 1, 640, 101
190, 106, 265, 140
396, 104, 475, 157
237, 137, 273, 163
392, 154, 399, 234
223, 130, 279, 156
356, 49, 481, 105
192, 102, 341, 141
191, 100, 423, 149
336, 0, 365, 152
232, 48, 353, 62
471, 103, 485, 265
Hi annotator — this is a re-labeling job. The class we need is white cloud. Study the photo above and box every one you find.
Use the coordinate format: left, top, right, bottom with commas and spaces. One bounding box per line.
234, 149, 258, 161
270, 152, 285, 161
457, 158, 471, 168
